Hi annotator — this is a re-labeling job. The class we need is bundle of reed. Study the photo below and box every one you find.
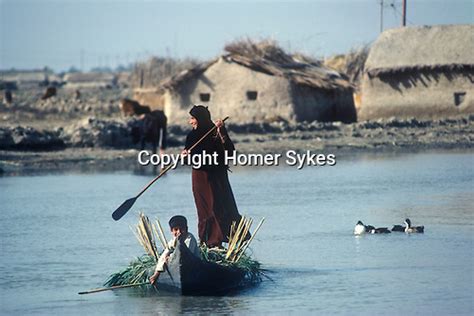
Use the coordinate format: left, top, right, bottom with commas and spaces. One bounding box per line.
104, 255, 155, 287
225, 216, 265, 263
105, 214, 171, 287
131, 212, 160, 260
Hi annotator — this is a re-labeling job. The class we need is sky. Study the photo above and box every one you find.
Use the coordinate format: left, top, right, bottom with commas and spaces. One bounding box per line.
0, 0, 472, 72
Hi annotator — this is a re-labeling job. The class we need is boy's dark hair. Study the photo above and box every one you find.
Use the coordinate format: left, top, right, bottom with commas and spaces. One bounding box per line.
169, 215, 187, 229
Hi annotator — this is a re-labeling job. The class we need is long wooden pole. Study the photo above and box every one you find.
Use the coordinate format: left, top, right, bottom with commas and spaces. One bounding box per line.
112, 116, 229, 221
78, 282, 149, 295
402, 0, 407, 27
380, 0, 384, 33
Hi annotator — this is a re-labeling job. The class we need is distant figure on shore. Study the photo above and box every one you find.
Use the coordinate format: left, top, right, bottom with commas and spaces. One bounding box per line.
41, 87, 57, 100
4, 90, 13, 104
120, 98, 151, 116
75, 89, 81, 100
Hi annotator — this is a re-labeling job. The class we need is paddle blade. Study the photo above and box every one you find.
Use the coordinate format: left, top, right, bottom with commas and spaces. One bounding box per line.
112, 197, 136, 221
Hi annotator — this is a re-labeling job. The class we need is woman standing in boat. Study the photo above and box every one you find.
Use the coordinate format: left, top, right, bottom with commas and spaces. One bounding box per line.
183, 105, 246, 247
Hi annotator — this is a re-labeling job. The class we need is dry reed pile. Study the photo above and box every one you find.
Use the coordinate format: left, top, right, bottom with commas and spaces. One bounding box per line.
324, 45, 370, 85
104, 213, 162, 287
201, 216, 267, 283
223, 38, 352, 90
225, 38, 296, 65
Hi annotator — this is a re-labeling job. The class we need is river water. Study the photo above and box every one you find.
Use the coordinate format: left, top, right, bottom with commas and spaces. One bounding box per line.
0, 152, 473, 315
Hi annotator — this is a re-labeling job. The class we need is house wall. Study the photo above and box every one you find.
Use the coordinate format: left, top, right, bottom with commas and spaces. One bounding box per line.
163, 58, 295, 124
359, 69, 474, 121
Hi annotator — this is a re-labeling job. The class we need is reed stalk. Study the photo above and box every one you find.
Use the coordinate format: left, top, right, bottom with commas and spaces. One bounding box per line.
156, 218, 169, 250
152, 223, 167, 250
226, 216, 257, 261
226, 216, 247, 259
235, 217, 265, 262
236, 218, 253, 253
134, 212, 159, 260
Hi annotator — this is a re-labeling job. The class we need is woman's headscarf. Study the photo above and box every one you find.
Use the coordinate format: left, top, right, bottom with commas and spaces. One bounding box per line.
185, 105, 215, 150
189, 105, 213, 131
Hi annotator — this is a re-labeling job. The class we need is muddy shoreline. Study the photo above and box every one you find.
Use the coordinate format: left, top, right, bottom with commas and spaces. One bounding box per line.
1, 116, 472, 176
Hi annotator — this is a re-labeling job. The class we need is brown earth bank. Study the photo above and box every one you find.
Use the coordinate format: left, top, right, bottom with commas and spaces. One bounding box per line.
1, 115, 472, 176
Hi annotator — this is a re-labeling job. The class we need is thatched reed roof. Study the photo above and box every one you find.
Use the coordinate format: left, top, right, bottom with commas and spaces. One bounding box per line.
161, 39, 353, 91
324, 45, 370, 85
161, 59, 218, 90
365, 24, 474, 77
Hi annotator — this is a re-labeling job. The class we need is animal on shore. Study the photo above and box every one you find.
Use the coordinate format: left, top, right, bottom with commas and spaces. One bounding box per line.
404, 218, 424, 233
354, 220, 391, 235
120, 98, 151, 116
131, 110, 167, 154
4, 90, 13, 104
41, 87, 57, 100
120, 98, 167, 154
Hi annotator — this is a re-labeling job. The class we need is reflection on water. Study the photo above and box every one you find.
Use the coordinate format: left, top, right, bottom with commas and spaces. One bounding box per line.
0, 152, 473, 314
113, 291, 250, 314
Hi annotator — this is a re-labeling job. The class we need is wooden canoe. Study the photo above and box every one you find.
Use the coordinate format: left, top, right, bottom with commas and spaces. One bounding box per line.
155, 240, 247, 295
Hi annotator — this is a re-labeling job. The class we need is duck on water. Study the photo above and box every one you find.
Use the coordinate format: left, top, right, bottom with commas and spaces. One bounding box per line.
354, 221, 391, 235
391, 218, 424, 233
403, 218, 424, 233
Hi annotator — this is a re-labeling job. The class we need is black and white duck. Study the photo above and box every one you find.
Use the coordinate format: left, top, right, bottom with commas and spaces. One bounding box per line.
354, 221, 367, 235
354, 221, 391, 235
404, 218, 424, 233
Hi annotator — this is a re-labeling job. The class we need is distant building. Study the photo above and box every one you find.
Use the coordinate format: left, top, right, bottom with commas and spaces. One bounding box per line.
359, 25, 474, 121
63, 72, 116, 89
134, 41, 355, 124
0, 70, 61, 88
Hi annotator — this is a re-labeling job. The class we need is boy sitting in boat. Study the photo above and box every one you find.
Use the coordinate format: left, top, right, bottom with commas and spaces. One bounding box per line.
149, 215, 200, 284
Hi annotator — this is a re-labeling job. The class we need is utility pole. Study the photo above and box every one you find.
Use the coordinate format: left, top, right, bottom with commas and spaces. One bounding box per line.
402, 0, 407, 26
380, 0, 384, 33
80, 49, 85, 71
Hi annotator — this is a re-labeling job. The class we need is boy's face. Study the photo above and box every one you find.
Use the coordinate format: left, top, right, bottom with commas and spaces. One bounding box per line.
171, 226, 187, 238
